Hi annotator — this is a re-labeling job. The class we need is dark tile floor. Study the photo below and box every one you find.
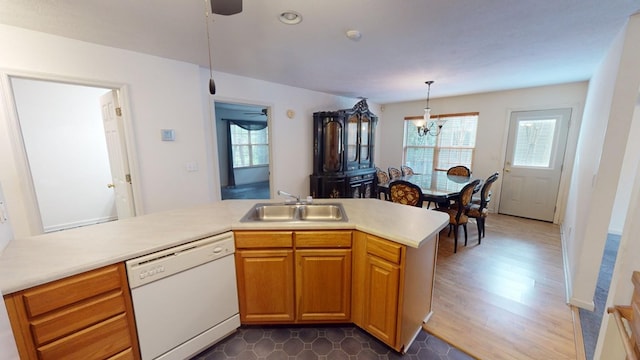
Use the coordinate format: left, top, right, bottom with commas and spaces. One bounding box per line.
192, 325, 474, 360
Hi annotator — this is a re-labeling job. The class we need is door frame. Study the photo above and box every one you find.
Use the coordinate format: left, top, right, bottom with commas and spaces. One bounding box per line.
0, 70, 142, 234
497, 104, 582, 224
211, 98, 273, 200
498, 108, 571, 222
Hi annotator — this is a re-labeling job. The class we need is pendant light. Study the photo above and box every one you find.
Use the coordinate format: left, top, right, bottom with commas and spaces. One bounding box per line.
205, 0, 216, 95
414, 81, 445, 136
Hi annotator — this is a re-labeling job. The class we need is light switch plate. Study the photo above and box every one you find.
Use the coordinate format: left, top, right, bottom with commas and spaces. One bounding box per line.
161, 129, 175, 141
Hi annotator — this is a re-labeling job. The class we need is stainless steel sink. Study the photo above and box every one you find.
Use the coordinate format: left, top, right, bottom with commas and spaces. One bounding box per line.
240, 203, 347, 222
254, 204, 297, 220
299, 204, 344, 221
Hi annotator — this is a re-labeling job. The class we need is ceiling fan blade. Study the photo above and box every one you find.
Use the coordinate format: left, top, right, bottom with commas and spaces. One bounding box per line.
211, 0, 242, 15
243, 109, 267, 116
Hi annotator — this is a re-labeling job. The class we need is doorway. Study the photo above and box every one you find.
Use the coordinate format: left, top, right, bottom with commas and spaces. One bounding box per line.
499, 108, 571, 222
214, 101, 271, 200
9, 77, 135, 233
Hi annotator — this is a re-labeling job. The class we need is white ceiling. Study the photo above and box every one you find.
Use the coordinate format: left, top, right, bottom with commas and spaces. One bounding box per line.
1, 0, 639, 104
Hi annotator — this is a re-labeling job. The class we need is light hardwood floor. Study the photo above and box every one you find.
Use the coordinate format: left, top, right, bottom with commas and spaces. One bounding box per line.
424, 213, 580, 360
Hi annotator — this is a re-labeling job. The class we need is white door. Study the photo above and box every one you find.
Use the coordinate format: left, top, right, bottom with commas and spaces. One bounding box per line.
100, 91, 135, 219
499, 108, 571, 222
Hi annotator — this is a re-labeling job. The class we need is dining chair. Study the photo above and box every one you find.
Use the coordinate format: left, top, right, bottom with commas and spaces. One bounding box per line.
388, 167, 402, 180
435, 179, 481, 253
466, 172, 499, 243
376, 167, 390, 200
401, 165, 415, 176
447, 165, 471, 177
389, 180, 424, 208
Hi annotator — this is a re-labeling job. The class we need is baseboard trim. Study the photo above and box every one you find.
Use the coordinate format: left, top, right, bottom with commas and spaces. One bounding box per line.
560, 224, 573, 304
570, 297, 596, 311
571, 305, 587, 360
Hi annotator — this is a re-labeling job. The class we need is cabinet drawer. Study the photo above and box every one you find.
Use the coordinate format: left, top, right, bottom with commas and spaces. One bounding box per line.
295, 231, 352, 248
108, 348, 135, 360
31, 291, 126, 346
37, 313, 132, 360
22, 265, 122, 318
366, 235, 404, 264
235, 231, 293, 248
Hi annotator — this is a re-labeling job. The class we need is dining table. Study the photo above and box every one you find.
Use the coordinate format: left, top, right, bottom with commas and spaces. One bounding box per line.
377, 173, 474, 207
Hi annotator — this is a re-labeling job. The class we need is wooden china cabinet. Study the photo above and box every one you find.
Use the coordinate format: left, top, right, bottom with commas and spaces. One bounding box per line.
310, 99, 378, 198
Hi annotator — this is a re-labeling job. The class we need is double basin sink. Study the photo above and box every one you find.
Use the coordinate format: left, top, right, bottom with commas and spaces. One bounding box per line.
240, 203, 347, 222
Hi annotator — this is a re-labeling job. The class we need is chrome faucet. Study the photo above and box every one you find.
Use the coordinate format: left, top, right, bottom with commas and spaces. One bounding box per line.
277, 190, 300, 204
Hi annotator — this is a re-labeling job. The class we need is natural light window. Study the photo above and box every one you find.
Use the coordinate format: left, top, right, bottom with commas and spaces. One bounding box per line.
403, 112, 478, 176
231, 124, 269, 168
512, 119, 556, 167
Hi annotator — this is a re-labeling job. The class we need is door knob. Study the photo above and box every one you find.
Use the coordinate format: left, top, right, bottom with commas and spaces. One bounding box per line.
107, 183, 115, 188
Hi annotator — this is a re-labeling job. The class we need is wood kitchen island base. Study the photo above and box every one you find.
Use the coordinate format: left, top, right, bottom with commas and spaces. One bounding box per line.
4, 263, 140, 360
233, 229, 439, 353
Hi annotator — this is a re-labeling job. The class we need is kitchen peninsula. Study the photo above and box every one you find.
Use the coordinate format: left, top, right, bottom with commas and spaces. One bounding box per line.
1, 199, 448, 358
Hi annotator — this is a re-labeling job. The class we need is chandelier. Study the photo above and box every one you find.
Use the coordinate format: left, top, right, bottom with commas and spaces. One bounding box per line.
413, 81, 446, 136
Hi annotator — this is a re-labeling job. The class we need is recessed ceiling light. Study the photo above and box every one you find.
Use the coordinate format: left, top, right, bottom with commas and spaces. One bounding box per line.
346, 30, 362, 41
279, 11, 302, 25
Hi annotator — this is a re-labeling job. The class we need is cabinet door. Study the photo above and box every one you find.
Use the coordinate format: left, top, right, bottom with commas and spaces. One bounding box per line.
345, 113, 359, 170
349, 181, 363, 198
323, 177, 347, 198
363, 254, 400, 345
296, 249, 351, 322
235, 249, 295, 323
359, 114, 371, 166
362, 179, 375, 198
322, 120, 343, 173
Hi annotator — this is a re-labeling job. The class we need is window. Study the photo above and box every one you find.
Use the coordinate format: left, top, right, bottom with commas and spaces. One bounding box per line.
403, 112, 478, 176
512, 119, 556, 167
231, 124, 269, 168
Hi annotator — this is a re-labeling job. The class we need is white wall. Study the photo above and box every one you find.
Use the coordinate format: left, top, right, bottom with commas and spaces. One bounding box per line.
0, 184, 18, 359
609, 101, 640, 234
378, 83, 587, 215
0, 288, 18, 360
563, 13, 640, 316
206, 71, 381, 200
0, 24, 212, 237
11, 79, 116, 232
0, 24, 378, 237
585, 14, 640, 360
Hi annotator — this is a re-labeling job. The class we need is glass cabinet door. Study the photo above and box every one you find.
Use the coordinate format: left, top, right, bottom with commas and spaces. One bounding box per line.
359, 115, 370, 162
346, 114, 359, 163
323, 120, 343, 172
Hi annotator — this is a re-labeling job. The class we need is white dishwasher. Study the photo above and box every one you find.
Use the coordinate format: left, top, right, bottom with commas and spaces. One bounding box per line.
126, 232, 240, 360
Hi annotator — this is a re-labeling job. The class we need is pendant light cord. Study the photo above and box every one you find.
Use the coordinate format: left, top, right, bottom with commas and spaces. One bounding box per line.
205, 0, 214, 79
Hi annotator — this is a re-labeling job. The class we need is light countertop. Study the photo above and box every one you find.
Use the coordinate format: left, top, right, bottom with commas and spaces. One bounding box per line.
0, 199, 448, 294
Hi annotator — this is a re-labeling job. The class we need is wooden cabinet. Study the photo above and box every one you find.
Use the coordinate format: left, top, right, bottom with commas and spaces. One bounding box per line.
348, 172, 376, 199
310, 99, 378, 198
3, 263, 140, 360
295, 231, 352, 322
234, 228, 439, 353
234, 231, 295, 323
344, 102, 375, 171
352, 231, 439, 353
362, 236, 403, 344
234, 230, 352, 324
310, 170, 375, 199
